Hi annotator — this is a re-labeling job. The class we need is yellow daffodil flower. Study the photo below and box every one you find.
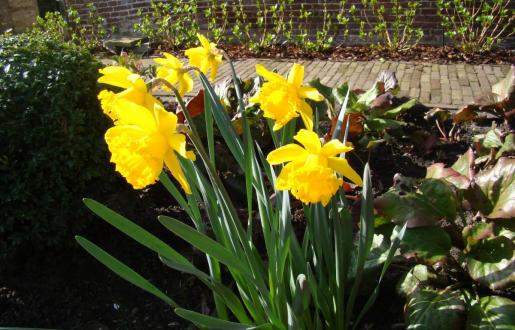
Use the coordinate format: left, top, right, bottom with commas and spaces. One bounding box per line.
154, 53, 194, 97
185, 34, 223, 81
97, 66, 160, 120
104, 98, 195, 193
250, 64, 324, 131
267, 129, 362, 206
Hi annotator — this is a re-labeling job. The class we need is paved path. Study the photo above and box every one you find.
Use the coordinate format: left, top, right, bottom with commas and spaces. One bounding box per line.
102, 58, 511, 109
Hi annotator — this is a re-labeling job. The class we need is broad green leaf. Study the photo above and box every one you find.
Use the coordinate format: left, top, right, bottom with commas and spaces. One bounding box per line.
383, 99, 417, 118
405, 288, 466, 330
364, 118, 403, 131
75, 236, 176, 307
334, 82, 358, 106
463, 222, 495, 252
497, 134, 514, 159
175, 308, 260, 329
309, 79, 334, 104
482, 129, 504, 149
474, 157, 515, 219
363, 234, 390, 271
397, 265, 438, 297
400, 226, 452, 263
467, 295, 515, 330
309, 79, 358, 108
375, 179, 457, 227
452, 148, 474, 178
467, 236, 514, 290
426, 163, 470, 190
357, 83, 380, 106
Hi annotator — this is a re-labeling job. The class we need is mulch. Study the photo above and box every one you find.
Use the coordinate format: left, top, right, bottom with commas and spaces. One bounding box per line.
221, 44, 515, 64
155, 43, 514, 65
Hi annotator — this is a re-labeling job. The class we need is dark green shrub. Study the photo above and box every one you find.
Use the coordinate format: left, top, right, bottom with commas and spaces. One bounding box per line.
0, 33, 113, 251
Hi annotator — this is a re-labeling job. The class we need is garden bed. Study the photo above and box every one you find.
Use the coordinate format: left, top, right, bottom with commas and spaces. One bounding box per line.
157, 44, 515, 65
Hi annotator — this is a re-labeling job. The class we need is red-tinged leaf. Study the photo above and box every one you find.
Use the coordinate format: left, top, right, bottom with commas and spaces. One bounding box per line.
453, 105, 478, 124
426, 163, 470, 190
178, 89, 205, 123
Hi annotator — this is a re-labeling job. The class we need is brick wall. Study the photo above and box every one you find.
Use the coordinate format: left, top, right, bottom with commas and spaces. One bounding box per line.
1, 0, 39, 33
63, 0, 514, 47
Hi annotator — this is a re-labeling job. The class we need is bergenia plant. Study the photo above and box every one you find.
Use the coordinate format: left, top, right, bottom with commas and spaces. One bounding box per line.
78, 34, 406, 329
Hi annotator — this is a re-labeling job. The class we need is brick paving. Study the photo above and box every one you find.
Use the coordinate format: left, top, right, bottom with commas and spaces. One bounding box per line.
102, 58, 511, 109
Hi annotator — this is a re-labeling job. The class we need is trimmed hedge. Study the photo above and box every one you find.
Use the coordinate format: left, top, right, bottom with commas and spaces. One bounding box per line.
0, 33, 113, 251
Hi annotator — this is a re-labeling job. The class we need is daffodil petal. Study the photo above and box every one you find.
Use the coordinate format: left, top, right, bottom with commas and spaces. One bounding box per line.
164, 152, 191, 194
299, 86, 324, 101
98, 66, 133, 89
186, 150, 196, 161
294, 129, 321, 153
266, 144, 308, 165
185, 47, 205, 69
105, 125, 164, 189
209, 61, 218, 81
168, 133, 188, 158
298, 101, 314, 132
287, 63, 304, 86
183, 73, 194, 94
154, 105, 178, 134
256, 64, 285, 83
112, 99, 156, 130
197, 33, 211, 49
275, 162, 294, 190
327, 157, 363, 186
321, 140, 354, 157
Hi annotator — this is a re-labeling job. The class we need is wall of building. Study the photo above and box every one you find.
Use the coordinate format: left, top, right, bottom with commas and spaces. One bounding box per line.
63, 0, 514, 47
1, 0, 40, 33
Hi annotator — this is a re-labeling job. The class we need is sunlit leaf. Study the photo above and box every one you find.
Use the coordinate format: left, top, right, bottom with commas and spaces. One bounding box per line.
375, 179, 457, 228
467, 236, 514, 290
400, 226, 452, 263
467, 295, 515, 330
426, 163, 470, 190
405, 288, 466, 330
474, 157, 515, 219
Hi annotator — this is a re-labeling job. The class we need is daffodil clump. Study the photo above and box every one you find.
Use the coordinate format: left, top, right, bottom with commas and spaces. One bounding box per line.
96, 34, 222, 192
80, 33, 393, 330
97, 32, 361, 206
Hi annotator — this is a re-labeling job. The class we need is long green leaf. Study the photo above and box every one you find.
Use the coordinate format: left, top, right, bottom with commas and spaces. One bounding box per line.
159, 255, 252, 324
83, 198, 200, 276
352, 222, 407, 329
199, 72, 244, 167
175, 308, 267, 330
204, 89, 216, 166
345, 163, 374, 329
75, 236, 176, 307
158, 215, 251, 278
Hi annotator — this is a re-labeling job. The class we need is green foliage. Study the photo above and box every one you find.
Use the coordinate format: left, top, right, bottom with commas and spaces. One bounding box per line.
437, 0, 515, 53
133, 0, 199, 50
31, 4, 113, 50
352, 0, 424, 51
377, 151, 515, 329
0, 33, 113, 250
310, 71, 418, 149
203, 0, 229, 43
